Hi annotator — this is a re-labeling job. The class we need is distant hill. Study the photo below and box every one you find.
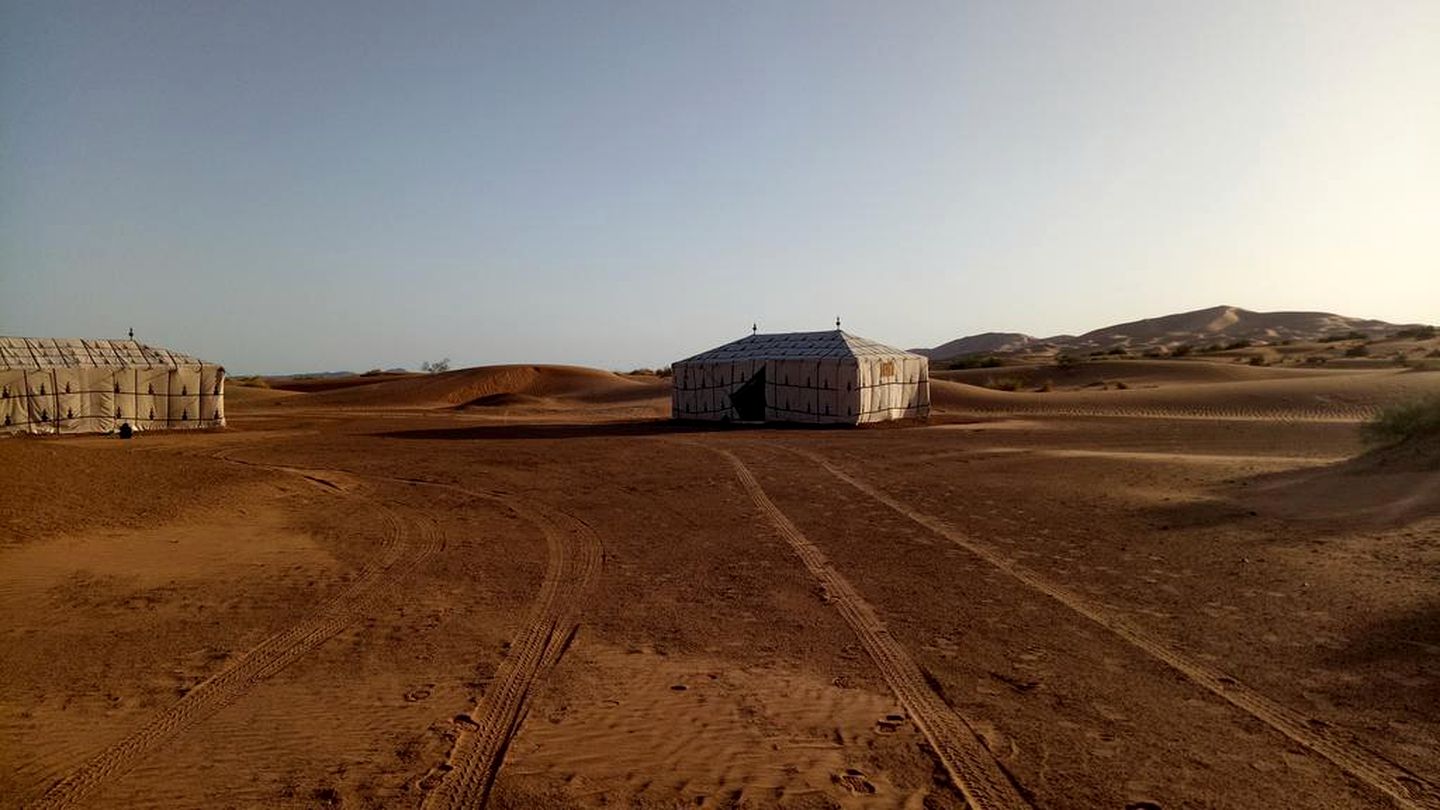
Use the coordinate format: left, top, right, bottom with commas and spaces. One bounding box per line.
913, 332, 1042, 359
919, 305, 1426, 361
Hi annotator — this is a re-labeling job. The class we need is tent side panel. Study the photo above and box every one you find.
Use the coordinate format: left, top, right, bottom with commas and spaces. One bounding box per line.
50, 368, 84, 433
671, 359, 770, 422
215, 368, 226, 426
199, 365, 225, 426
24, 370, 57, 433
856, 355, 930, 423
80, 368, 115, 434
168, 367, 201, 428
839, 360, 862, 423
135, 367, 169, 430
115, 368, 139, 427
0, 370, 30, 433
671, 361, 722, 421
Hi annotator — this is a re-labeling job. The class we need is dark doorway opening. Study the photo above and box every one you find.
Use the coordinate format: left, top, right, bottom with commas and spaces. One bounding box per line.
729, 367, 766, 421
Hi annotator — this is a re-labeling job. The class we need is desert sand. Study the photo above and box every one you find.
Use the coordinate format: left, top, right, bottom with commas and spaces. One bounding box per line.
3, 359, 1439, 809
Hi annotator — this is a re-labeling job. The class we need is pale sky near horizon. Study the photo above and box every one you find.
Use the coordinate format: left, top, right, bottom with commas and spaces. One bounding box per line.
2, 1, 1436, 373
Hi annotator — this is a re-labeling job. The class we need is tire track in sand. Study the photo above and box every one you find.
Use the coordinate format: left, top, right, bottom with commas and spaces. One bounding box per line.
197, 455, 602, 808
31, 464, 445, 810
714, 448, 1030, 810
415, 482, 601, 810
796, 447, 1440, 810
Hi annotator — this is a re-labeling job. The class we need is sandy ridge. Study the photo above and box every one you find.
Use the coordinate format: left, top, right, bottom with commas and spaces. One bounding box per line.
714, 447, 1031, 810
31, 466, 445, 809
416, 482, 602, 810
799, 448, 1440, 810
940, 401, 1376, 423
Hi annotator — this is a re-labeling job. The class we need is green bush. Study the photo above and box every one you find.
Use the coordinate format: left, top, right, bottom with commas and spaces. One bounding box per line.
1363, 395, 1440, 443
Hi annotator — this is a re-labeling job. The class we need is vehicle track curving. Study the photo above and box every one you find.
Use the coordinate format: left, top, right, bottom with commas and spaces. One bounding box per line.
797, 447, 1440, 810
416, 482, 601, 810
199, 450, 603, 808
32, 481, 444, 810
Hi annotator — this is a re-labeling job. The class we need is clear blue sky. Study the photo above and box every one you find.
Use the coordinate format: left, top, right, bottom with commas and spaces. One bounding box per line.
2, 1, 1436, 373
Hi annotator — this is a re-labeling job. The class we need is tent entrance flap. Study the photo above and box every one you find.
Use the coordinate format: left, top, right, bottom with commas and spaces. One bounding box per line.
729, 367, 766, 421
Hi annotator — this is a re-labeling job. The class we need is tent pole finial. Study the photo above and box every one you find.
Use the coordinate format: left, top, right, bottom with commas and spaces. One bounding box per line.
128, 327, 134, 340
752, 323, 757, 335
836, 316, 841, 329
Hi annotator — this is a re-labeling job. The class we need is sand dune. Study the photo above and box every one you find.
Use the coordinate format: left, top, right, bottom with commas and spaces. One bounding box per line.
222, 385, 305, 406
274, 365, 670, 411
932, 367, 1440, 421
935, 358, 1352, 390
261, 371, 421, 393
920, 304, 1430, 360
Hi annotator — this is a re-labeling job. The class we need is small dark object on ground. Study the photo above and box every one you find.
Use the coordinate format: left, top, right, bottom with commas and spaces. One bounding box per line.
118, 423, 133, 439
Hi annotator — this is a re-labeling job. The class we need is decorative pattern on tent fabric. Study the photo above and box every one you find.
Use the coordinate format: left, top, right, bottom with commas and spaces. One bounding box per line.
0, 337, 225, 435
672, 330, 929, 425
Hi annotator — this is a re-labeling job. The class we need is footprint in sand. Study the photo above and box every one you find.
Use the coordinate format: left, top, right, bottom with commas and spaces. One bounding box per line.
875, 713, 906, 733
833, 768, 877, 795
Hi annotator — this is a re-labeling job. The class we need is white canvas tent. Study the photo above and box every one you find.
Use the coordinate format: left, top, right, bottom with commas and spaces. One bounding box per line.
0, 337, 225, 435
672, 330, 930, 425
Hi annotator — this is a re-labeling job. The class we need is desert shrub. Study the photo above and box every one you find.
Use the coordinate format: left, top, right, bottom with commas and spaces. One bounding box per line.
1345, 344, 1370, 357
1171, 344, 1193, 357
1204, 343, 1224, 353
1429, 349, 1440, 358
1396, 325, 1437, 339
421, 358, 451, 374
1224, 339, 1253, 350
1322, 331, 1368, 343
1106, 346, 1127, 356
1037, 380, 1053, 393
1113, 380, 1130, 390
1144, 347, 1166, 358
947, 355, 1005, 370
983, 376, 1024, 392
1363, 395, 1440, 443
1056, 354, 1083, 368
1248, 356, 1267, 366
